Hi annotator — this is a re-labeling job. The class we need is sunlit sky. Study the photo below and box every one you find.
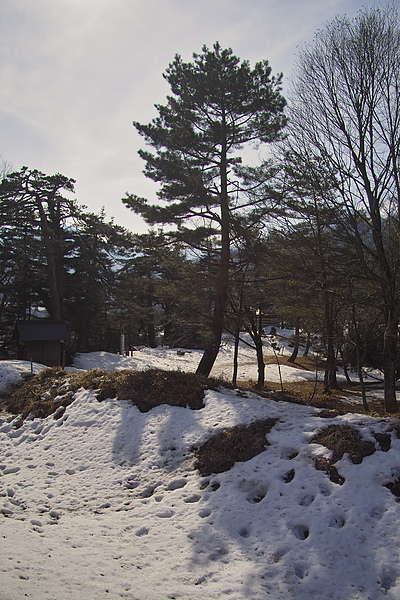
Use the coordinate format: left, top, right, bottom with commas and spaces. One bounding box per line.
0, 0, 380, 233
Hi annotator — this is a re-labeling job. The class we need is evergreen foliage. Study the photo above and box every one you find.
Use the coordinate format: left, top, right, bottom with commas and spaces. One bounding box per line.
123, 42, 287, 375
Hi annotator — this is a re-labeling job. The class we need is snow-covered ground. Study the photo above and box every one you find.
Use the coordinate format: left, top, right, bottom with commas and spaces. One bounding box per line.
1, 333, 400, 600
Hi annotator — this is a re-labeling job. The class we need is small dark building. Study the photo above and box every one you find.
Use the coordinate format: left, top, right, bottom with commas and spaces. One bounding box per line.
15, 320, 70, 367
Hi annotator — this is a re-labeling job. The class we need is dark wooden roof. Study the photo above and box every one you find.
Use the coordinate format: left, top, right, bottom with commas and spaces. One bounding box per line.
16, 320, 70, 342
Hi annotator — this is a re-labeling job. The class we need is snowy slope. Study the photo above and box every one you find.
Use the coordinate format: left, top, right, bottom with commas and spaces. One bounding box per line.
1, 340, 400, 600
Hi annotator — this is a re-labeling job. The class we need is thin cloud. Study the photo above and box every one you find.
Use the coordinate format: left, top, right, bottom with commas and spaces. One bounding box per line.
0, 0, 378, 232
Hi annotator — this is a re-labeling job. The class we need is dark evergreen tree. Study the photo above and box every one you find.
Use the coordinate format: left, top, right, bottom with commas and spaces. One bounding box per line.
0, 167, 78, 320
114, 232, 210, 349
123, 42, 287, 376
0, 167, 133, 358
64, 211, 132, 354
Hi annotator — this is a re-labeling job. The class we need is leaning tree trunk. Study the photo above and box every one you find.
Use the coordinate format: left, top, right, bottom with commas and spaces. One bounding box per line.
196, 252, 229, 377
197, 136, 230, 378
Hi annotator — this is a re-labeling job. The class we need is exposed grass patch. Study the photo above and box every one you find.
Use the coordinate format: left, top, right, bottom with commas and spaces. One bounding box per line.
242, 378, 400, 418
263, 355, 318, 371
385, 478, 400, 498
311, 423, 376, 464
5, 367, 232, 426
194, 418, 278, 476
311, 423, 378, 486
78, 368, 207, 410
5, 368, 73, 425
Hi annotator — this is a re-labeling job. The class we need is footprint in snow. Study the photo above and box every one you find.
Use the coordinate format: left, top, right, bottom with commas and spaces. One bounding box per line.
239, 479, 268, 504
198, 507, 212, 518
3, 466, 20, 475
318, 483, 331, 496
156, 509, 174, 518
291, 524, 309, 540
166, 478, 187, 491
380, 567, 397, 591
299, 494, 315, 507
209, 481, 220, 492
328, 513, 346, 528
282, 448, 299, 460
238, 526, 250, 538
1, 506, 13, 516
370, 506, 385, 520
294, 561, 310, 579
273, 546, 290, 562
140, 482, 162, 498
183, 494, 201, 503
30, 519, 43, 528
283, 469, 295, 483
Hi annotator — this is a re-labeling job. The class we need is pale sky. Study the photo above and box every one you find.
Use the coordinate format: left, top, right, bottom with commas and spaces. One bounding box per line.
0, 0, 379, 233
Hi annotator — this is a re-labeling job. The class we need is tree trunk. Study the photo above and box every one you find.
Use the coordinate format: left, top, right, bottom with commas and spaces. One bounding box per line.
383, 311, 398, 412
196, 274, 227, 376
324, 327, 338, 392
288, 317, 300, 363
302, 331, 311, 357
46, 249, 62, 321
232, 323, 240, 387
322, 282, 338, 391
36, 201, 62, 321
255, 336, 265, 388
352, 306, 368, 411
146, 287, 157, 348
196, 130, 230, 377
245, 315, 265, 388
231, 273, 245, 387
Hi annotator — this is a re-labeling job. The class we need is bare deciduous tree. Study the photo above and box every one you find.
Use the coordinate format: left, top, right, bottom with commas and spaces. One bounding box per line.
288, 3, 400, 411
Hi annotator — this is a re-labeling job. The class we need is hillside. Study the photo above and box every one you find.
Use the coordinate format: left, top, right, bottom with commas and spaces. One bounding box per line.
1, 336, 400, 600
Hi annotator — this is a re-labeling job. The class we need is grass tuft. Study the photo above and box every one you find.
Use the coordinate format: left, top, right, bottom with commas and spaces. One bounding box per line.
311, 424, 376, 464
5, 367, 217, 425
194, 418, 278, 476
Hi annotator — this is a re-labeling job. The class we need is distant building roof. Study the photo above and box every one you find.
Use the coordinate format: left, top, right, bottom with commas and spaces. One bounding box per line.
16, 320, 70, 342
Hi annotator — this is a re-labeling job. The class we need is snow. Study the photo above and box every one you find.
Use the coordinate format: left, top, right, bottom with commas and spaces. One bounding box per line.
1, 333, 400, 600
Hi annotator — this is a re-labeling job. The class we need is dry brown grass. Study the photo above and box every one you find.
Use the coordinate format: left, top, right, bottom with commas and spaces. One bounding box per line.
242, 376, 400, 419
263, 355, 318, 371
310, 423, 382, 486
194, 418, 278, 476
5, 367, 229, 426
311, 424, 376, 464
70, 368, 207, 410
5, 367, 73, 425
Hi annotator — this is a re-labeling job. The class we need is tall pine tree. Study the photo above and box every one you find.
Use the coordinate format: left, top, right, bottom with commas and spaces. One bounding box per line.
124, 42, 286, 375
